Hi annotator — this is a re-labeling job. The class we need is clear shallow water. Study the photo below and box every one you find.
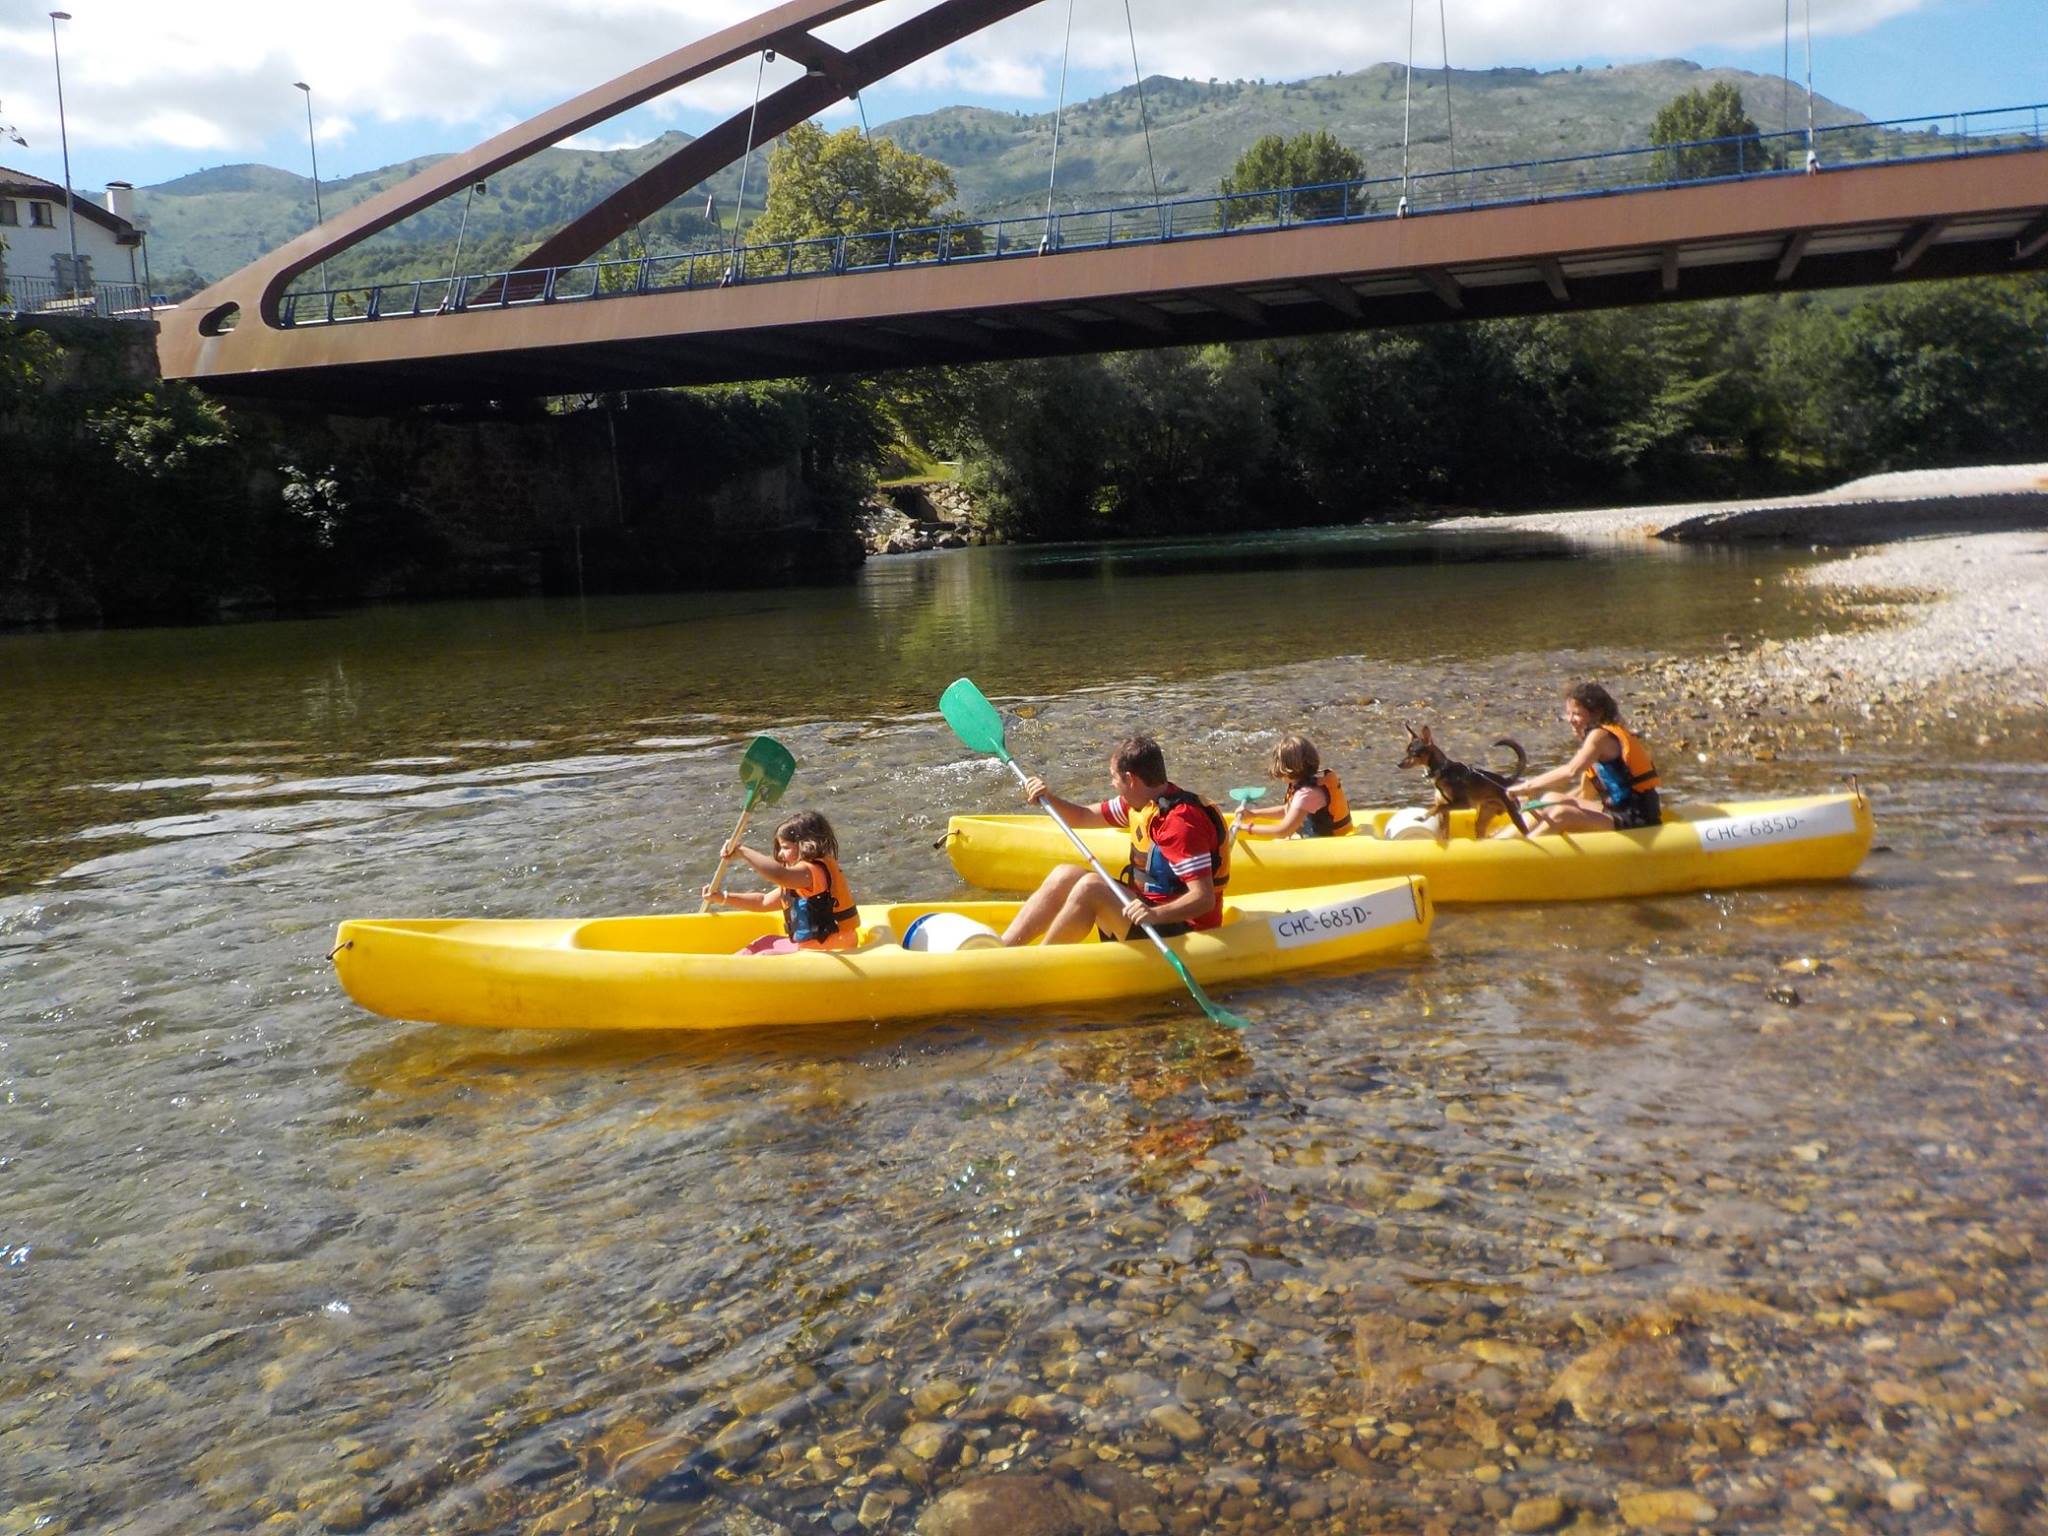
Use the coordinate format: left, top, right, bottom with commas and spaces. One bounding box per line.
2, 529, 2043, 1535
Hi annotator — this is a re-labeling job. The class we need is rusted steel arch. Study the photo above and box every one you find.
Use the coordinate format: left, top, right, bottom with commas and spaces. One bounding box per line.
156, 0, 1043, 376
513, 0, 1047, 280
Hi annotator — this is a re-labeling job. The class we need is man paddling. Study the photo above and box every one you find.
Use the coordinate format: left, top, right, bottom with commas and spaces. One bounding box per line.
999, 735, 1229, 947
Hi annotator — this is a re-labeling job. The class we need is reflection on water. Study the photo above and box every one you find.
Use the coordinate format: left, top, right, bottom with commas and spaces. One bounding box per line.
1, 529, 1812, 891
2, 529, 2042, 1534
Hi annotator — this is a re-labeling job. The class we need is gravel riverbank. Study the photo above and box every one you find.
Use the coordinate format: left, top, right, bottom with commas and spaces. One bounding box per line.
1439, 467, 2048, 727
1434, 465, 2048, 546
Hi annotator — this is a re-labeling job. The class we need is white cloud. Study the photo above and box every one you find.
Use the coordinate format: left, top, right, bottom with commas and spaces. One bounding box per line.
0, 0, 1934, 161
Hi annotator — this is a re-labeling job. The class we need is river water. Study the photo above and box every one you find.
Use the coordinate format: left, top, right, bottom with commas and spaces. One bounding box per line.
2, 529, 2043, 1535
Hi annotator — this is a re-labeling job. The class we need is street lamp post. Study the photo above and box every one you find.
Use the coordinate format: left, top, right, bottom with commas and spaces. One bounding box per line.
49, 12, 83, 302
293, 80, 328, 291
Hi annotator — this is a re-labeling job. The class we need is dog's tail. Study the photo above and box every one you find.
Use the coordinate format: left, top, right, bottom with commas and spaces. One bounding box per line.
1494, 738, 1528, 779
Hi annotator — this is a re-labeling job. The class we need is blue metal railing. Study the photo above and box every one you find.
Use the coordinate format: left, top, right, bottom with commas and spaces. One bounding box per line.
277, 102, 2048, 329
0, 276, 151, 321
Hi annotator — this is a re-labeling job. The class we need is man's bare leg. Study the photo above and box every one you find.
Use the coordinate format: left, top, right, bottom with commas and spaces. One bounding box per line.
1043, 875, 1135, 946
1001, 864, 1093, 946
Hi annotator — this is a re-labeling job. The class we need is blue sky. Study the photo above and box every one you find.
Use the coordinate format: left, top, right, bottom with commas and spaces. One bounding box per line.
0, 0, 2037, 195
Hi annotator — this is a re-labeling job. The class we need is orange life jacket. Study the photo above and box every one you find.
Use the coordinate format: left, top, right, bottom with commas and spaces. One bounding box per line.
782, 856, 859, 950
1581, 722, 1661, 811
1289, 768, 1354, 837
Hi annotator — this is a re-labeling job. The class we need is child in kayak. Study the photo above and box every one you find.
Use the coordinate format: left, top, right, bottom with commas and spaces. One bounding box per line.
1507, 682, 1662, 834
1000, 734, 1229, 946
1234, 734, 1354, 839
702, 809, 861, 953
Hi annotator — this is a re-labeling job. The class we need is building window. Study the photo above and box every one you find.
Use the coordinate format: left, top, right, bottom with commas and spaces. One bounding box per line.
0, 199, 18, 227
29, 200, 55, 228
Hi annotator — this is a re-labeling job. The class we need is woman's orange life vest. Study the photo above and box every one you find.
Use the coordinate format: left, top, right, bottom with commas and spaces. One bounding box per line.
1125, 788, 1231, 905
1289, 768, 1354, 837
782, 856, 860, 950
1581, 722, 1661, 810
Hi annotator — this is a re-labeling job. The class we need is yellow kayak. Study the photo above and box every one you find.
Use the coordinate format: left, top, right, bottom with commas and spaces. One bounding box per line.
331, 877, 1432, 1032
943, 791, 1874, 904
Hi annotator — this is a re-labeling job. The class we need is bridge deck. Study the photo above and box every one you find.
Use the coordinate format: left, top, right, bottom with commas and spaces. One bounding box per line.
161, 149, 2048, 405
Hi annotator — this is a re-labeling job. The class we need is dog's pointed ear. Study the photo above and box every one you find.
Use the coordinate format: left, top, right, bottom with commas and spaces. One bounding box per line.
1404, 723, 1417, 739
1420, 725, 1434, 744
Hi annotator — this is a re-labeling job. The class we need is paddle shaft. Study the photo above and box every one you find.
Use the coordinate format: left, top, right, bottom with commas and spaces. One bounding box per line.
699, 789, 761, 913
1000, 759, 1197, 973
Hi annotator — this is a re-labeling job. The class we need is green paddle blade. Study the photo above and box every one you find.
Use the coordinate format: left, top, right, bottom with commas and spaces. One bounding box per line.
1228, 786, 1265, 804
739, 736, 796, 806
1160, 946, 1250, 1031
939, 678, 1011, 761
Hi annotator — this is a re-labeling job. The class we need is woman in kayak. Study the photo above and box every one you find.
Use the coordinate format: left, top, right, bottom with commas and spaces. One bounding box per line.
1234, 734, 1354, 839
703, 809, 861, 953
1506, 682, 1662, 834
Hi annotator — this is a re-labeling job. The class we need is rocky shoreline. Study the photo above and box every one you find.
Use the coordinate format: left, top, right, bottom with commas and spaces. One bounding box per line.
861, 479, 984, 555
1439, 466, 2048, 728
1433, 465, 2048, 548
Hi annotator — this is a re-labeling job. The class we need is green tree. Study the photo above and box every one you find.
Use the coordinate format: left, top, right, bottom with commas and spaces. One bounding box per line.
1649, 83, 1766, 181
1218, 130, 1366, 226
746, 122, 968, 272
1763, 276, 2048, 474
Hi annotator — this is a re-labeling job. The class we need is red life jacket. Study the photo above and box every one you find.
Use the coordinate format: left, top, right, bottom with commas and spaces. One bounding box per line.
1123, 787, 1229, 928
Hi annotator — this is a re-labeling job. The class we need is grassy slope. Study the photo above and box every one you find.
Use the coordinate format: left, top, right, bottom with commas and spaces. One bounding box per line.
135, 61, 1861, 290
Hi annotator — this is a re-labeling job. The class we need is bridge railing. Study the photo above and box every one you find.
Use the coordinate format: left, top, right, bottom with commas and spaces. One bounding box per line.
277, 101, 2048, 330
0, 277, 153, 321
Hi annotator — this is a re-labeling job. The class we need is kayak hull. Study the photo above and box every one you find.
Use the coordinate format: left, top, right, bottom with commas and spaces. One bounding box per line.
944, 792, 1874, 903
332, 877, 1431, 1032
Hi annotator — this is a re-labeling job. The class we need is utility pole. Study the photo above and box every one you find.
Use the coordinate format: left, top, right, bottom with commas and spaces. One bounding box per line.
49, 13, 83, 299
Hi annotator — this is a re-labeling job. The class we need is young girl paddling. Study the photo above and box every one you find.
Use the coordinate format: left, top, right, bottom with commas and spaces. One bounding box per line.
702, 810, 861, 953
1234, 734, 1355, 839
1507, 682, 1662, 835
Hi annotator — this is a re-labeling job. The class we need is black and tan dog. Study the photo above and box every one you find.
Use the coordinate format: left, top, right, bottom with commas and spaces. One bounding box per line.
1399, 725, 1531, 840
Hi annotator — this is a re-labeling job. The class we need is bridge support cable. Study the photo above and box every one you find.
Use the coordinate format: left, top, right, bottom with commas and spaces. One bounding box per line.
728, 48, 774, 280
1782, 0, 1792, 137
1041, 0, 1079, 251
1437, 0, 1457, 200
1802, 0, 1818, 171
1399, 0, 1456, 211
1122, 0, 1165, 235
1399, 0, 1416, 214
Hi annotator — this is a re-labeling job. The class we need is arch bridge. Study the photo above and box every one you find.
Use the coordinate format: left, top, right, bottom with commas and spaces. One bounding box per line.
154, 0, 2048, 405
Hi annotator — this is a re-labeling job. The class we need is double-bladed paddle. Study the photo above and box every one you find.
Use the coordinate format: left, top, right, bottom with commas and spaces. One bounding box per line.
700, 735, 797, 912
938, 677, 1247, 1030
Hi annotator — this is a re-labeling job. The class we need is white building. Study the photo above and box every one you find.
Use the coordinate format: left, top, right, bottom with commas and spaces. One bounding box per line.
0, 166, 148, 308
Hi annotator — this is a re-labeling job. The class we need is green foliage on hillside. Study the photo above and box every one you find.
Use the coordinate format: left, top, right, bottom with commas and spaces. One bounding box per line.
1219, 130, 1366, 221
1650, 82, 1768, 179
750, 123, 963, 243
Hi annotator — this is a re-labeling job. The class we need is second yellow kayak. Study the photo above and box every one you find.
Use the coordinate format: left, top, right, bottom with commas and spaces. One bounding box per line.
942, 791, 1874, 904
